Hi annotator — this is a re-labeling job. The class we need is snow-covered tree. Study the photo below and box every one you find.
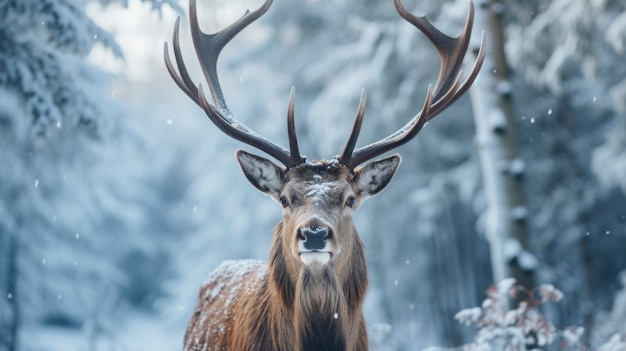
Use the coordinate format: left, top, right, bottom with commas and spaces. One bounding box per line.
0, 0, 185, 349
0, 0, 119, 348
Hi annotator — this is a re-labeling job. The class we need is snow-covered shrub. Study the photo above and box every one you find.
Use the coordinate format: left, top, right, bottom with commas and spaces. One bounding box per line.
454, 278, 583, 351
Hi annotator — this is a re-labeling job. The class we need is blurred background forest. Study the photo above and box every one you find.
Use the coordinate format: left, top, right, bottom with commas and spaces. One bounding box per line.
1, 0, 625, 350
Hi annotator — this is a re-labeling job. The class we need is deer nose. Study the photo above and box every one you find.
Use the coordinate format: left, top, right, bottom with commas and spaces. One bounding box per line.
300, 227, 329, 250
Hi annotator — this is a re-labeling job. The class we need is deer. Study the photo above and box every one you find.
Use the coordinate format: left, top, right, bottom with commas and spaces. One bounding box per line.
164, 0, 484, 350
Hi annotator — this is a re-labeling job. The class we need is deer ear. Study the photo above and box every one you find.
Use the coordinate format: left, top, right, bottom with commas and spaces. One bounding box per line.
236, 150, 285, 198
353, 154, 401, 198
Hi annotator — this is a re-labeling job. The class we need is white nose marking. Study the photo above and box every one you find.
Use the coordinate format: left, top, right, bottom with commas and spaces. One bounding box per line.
300, 252, 331, 265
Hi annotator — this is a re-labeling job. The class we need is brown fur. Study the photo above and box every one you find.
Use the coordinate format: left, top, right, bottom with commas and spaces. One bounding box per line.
183, 227, 368, 351
183, 160, 397, 351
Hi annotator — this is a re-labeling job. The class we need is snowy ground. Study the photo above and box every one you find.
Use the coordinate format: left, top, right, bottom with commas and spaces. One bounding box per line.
26, 311, 185, 351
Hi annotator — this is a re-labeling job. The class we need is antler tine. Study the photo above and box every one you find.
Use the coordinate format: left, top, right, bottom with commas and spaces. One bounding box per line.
429, 35, 485, 118
341, 0, 485, 169
287, 87, 306, 165
339, 89, 367, 165
189, 0, 270, 110
394, 0, 473, 102
164, 17, 201, 104
164, 0, 308, 168
345, 86, 434, 169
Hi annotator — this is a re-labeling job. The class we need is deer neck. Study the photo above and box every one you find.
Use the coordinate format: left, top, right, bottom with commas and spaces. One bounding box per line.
267, 222, 368, 351
294, 265, 349, 350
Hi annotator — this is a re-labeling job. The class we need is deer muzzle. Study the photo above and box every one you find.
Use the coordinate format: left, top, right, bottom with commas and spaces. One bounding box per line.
298, 225, 333, 265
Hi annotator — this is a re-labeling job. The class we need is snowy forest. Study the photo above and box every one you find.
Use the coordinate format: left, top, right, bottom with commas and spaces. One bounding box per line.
1, 0, 625, 349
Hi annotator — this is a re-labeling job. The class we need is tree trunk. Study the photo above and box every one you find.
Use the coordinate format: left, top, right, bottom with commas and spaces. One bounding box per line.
469, 0, 535, 289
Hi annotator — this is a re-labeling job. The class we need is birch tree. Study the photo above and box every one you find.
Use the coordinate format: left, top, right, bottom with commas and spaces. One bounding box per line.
467, 0, 535, 289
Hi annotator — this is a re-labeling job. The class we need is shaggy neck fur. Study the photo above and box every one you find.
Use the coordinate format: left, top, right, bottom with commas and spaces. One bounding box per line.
267, 222, 369, 351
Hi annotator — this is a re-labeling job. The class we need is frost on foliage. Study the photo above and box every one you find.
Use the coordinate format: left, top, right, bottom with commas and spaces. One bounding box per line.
0, 0, 186, 344
0, 0, 122, 57
453, 279, 582, 350
506, 0, 626, 94
0, 0, 122, 141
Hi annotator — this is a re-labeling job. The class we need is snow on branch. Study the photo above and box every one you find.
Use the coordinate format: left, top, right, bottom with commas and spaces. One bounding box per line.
453, 279, 583, 351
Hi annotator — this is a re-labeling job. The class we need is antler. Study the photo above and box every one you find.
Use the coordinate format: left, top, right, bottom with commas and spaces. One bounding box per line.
339, 0, 486, 169
164, 0, 306, 168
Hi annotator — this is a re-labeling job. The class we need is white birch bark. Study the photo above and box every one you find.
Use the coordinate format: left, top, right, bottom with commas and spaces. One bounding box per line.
468, 0, 535, 289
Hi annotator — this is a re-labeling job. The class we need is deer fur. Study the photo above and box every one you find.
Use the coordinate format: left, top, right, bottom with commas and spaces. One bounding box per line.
183, 151, 400, 351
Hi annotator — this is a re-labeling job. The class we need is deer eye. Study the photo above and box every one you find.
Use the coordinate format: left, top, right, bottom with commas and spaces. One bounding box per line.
345, 196, 356, 208
279, 196, 289, 208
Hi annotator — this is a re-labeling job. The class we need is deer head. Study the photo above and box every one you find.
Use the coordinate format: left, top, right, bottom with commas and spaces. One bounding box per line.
164, 0, 484, 349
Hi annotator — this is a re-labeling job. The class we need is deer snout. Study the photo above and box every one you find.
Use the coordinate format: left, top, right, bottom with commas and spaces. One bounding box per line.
300, 226, 329, 251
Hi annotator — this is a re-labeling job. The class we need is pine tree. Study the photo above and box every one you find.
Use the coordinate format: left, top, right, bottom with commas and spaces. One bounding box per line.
0, 0, 180, 348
